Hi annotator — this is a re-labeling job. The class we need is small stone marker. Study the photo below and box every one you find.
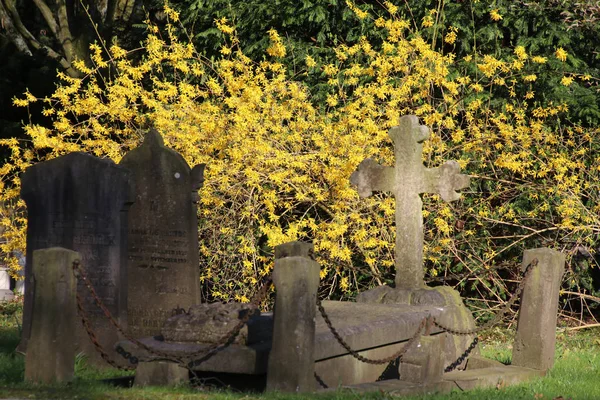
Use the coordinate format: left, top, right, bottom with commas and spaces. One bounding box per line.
0, 266, 14, 301
399, 334, 445, 383
134, 361, 189, 387
19, 152, 133, 365
351, 115, 470, 289
119, 129, 204, 338
267, 241, 319, 392
512, 248, 565, 371
25, 248, 79, 384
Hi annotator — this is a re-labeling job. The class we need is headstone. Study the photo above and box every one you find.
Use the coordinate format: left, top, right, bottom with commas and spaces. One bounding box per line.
25, 248, 79, 384
19, 152, 133, 366
351, 115, 470, 289
119, 129, 204, 338
512, 248, 565, 370
266, 241, 319, 393
0, 266, 14, 301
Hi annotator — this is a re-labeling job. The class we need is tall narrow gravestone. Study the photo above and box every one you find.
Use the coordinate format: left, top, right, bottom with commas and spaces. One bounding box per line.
18, 153, 133, 366
119, 129, 204, 338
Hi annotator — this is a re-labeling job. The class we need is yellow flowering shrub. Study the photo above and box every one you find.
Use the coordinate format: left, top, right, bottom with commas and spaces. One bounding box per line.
1, 5, 599, 303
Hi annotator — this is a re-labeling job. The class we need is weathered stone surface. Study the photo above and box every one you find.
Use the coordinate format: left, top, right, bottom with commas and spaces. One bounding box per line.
134, 361, 189, 386
444, 366, 545, 391
350, 115, 469, 289
161, 302, 262, 344
119, 129, 204, 338
399, 335, 445, 383
356, 285, 478, 371
19, 152, 133, 366
329, 365, 544, 395
25, 248, 79, 384
116, 333, 272, 374
266, 241, 319, 393
512, 248, 565, 371
0, 267, 14, 301
465, 355, 505, 370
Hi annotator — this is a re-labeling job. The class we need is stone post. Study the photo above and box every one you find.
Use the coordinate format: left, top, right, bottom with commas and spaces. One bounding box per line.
25, 248, 79, 384
512, 248, 565, 371
266, 241, 320, 392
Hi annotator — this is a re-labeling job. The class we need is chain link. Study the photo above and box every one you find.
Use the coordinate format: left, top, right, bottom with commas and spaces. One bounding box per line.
74, 255, 537, 377
317, 299, 427, 365
433, 258, 538, 336
72, 260, 273, 368
444, 336, 479, 373
75, 291, 134, 370
314, 372, 328, 389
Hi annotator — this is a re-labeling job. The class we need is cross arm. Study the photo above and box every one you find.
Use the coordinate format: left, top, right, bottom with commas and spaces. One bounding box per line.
350, 158, 394, 198
424, 161, 470, 202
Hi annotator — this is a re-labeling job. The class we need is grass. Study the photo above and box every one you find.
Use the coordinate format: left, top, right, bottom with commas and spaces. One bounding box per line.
1, 302, 600, 399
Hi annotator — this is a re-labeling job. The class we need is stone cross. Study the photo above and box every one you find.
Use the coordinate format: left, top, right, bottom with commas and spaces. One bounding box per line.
350, 115, 470, 289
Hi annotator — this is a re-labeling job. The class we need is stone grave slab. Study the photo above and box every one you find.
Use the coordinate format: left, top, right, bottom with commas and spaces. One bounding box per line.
119, 129, 204, 338
116, 300, 467, 383
19, 152, 133, 366
327, 365, 544, 395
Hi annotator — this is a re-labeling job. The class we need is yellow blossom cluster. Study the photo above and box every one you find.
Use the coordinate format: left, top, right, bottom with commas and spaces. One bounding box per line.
1, 5, 598, 302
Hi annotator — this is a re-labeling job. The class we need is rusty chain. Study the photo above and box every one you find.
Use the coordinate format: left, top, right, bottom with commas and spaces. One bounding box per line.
316, 257, 538, 369
432, 258, 538, 336
75, 254, 537, 376
444, 336, 479, 373
75, 291, 133, 370
72, 259, 273, 369
316, 299, 427, 365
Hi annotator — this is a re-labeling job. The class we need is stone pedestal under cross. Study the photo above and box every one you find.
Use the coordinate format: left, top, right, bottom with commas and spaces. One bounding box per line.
351, 115, 470, 289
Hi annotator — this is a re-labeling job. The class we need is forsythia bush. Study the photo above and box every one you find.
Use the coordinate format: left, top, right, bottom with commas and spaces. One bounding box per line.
1, 3, 599, 306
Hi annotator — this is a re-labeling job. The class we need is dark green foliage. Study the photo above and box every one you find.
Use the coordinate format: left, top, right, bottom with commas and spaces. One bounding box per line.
174, 0, 599, 126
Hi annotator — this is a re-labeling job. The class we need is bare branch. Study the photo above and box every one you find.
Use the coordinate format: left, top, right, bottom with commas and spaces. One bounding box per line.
55, 0, 75, 62
30, 0, 59, 38
0, 0, 32, 55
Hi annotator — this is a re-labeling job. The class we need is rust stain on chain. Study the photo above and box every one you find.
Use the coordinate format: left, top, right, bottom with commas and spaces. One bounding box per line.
72, 260, 273, 370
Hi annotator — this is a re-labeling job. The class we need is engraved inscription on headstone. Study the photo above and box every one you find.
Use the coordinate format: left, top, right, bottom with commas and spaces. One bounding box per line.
120, 129, 204, 338
19, 152, 133, 366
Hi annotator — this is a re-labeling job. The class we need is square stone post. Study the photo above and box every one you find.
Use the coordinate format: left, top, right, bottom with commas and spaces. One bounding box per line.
512, 248, 565, 371
25, 248, 79, 384
266, 241, 320, 392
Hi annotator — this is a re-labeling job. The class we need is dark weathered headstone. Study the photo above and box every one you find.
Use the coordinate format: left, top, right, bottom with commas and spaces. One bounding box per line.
19, 152, 133, 366
25, 248, 79, 384
119, 129, 204, 338
512, 248, 565, 371
266, 241, 319, 393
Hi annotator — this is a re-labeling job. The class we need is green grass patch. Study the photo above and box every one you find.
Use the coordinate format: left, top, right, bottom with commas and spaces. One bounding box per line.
1, 307, 599, 400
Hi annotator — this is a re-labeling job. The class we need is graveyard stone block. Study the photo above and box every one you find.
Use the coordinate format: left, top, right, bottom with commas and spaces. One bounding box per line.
19, 152, 133, 366
134, 361, 189, 386
266, 241, 319, 393
119, 129, 204, 338
399, 335, 445, 383
512, 248, 565, 371
25, 248, 79, 384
